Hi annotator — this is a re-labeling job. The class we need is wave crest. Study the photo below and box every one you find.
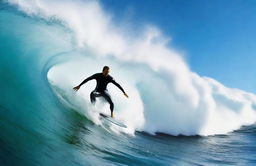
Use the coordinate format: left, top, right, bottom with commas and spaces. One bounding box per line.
5, 0, 256, 136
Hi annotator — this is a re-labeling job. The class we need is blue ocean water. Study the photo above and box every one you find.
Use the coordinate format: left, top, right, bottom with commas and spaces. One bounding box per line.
0, 2, 256, 166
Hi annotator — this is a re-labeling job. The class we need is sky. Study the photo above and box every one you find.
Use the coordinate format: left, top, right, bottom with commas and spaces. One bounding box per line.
100, 0, 256, 93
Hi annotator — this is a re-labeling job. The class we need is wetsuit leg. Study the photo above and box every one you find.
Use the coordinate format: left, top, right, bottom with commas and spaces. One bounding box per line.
102, 90, 114, 113
90, 90, 96, 104
90, 90, 103, 104
90, 90, 100, 104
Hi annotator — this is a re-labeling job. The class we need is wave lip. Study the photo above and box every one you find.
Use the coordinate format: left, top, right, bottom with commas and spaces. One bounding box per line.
5, 0, 256, 136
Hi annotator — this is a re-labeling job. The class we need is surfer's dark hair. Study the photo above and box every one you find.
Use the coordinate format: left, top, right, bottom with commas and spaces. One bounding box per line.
103, 66, 109, 71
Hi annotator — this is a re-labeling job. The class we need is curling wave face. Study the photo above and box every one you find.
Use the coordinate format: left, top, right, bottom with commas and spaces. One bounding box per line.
2, 0, 256, 139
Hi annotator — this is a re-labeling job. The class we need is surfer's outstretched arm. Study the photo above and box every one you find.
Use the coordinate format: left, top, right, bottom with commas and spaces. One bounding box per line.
111, 79, 129, 98
73, 74, 96, 91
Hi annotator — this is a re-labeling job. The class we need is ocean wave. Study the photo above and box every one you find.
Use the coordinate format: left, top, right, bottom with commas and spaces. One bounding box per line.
2, 0, 256, 136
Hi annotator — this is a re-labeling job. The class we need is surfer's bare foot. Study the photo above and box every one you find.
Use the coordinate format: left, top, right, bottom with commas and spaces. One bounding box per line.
111, 112, 114, 118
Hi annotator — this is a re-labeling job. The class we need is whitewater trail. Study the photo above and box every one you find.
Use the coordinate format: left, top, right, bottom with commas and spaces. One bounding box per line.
6, 0, 256, 136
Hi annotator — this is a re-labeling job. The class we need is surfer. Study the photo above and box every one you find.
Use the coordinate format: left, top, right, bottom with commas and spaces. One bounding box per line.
73, 66, 128, 118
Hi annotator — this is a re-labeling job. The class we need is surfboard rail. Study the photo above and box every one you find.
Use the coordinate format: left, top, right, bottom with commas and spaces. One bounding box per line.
99, 113, 127, 128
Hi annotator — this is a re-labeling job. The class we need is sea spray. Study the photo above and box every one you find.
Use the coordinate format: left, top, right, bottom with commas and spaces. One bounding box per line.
4, 0, 256, 136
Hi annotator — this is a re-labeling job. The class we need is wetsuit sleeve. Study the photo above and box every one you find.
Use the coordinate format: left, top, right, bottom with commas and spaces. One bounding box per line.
111, 78, 126, 94
79, 74, 97, 86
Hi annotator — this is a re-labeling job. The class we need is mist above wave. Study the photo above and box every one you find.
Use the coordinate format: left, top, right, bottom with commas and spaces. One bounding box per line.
7, 0, 256, 136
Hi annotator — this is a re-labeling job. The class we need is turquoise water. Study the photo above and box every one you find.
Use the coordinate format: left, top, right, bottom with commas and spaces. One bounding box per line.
1, 2, 256, 166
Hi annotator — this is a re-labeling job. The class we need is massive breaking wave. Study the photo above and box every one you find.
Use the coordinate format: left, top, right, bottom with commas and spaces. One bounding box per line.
2, 0, 256, 136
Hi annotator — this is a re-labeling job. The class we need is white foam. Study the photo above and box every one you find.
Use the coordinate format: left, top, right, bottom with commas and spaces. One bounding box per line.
10, 0, 256, 136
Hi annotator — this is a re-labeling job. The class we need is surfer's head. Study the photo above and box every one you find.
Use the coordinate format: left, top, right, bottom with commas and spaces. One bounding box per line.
102, 66, 110, 76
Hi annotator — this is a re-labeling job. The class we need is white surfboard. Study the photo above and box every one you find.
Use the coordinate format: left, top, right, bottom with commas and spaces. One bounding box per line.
99, 113, 127, 128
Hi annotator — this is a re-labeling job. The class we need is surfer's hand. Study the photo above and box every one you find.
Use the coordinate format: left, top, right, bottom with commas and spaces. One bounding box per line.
124, 93, 129, 98
73, 85, 80, 91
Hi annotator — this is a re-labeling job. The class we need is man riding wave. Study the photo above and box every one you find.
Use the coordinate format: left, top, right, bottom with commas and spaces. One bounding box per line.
73, 66, 128, 118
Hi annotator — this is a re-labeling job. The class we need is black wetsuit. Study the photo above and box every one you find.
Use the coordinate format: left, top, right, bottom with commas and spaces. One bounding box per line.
79, 73, 126, 113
